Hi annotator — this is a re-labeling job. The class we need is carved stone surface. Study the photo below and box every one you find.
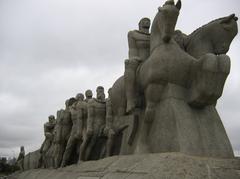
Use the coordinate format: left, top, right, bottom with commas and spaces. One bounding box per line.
79, 86, 107, 162
8, 153, 240, 179
14, 0, 239, 177
17, 146, 25, 171
39, 115, 55, 168
61, 94, 85, 167
52, 99, 74, 168
110, 0, 238, 158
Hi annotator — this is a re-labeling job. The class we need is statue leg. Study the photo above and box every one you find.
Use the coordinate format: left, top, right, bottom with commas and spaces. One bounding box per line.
61, 135, 76, 167
85, 134, 98, 161
124, 59, 140, 113
54, 143, 62, 168
78, 134, 91, 163
106, 130, 115, 157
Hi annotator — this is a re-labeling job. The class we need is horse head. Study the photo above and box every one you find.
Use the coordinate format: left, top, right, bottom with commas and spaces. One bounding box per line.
186, 14, 238, 58
213, 14, 238, 55
150, 0, 181, 52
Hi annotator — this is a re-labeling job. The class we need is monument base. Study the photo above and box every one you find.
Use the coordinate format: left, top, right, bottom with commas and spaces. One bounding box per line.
8, 152, 240, 179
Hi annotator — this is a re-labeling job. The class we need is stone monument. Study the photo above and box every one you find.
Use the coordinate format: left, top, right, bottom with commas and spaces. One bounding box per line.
16, 146, 25, 171
10, 0, 239, 178
39, 115, 56, 168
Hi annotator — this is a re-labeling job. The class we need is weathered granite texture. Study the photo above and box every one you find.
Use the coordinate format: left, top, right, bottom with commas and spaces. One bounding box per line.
23, 150, 41, 170
17, 0, 239, 175
8, 153, 240, 179
110, 0, 238, 158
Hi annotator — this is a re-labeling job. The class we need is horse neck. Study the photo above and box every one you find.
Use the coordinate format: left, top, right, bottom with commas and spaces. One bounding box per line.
185, 26, 214, 59
150, 14, 165, 52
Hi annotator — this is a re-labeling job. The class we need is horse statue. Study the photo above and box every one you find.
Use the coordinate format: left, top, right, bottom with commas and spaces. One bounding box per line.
110, 0, 238, 158
177, 14, 238, 107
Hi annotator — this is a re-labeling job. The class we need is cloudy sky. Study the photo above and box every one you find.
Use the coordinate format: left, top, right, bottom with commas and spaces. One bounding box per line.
0, 0, 239, 158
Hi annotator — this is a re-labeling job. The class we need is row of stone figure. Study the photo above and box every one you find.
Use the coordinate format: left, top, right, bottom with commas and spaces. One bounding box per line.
37, 17, 154, 169
39, 86, 117, 168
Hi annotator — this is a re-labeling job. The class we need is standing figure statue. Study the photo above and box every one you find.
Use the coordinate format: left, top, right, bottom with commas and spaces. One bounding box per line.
78, 86, 106, 162
77, 90, 92, 163
61, 94, 85, 167
53, 98, 75, 168
125, 17, 151, 113
39, 115, 56, 168
104, 88, 115, 157
17, 146, 25, 171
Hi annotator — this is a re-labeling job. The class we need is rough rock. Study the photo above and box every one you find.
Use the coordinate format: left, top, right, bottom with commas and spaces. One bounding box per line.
8, 153, 240, 179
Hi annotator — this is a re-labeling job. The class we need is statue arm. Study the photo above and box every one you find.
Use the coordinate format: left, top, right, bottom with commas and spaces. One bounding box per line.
128, 31, 138, 59
44, 123, 48, 137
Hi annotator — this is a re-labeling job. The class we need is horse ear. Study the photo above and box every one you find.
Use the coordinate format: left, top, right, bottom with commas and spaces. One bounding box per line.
176, 0, 182, 10
220, 14, 235, 24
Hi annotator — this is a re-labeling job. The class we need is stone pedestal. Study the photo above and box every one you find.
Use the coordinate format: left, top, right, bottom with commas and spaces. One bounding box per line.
9, 153, 240, 179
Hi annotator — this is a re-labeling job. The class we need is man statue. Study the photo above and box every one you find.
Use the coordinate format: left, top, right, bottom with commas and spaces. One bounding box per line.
104, 88, 116, 157
124, 17, 151, 113
17, 146, 25, 171
85, 89, 93, 102
61, 93, 85, 167
39, 115, 56, 168
78, 86, 106, 162
53, 98, 75, 168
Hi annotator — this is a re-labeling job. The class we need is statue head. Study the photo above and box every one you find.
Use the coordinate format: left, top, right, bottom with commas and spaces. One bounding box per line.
96, 86, 105, 101
68, 97, 77, 106
65, 99, 69, 108
48, 115, 55, 124
75, 93, 84, 101
65, 98, 76, 109
20, 146, 25, 152
138, 17, 151, 33
85, 89, 93, 100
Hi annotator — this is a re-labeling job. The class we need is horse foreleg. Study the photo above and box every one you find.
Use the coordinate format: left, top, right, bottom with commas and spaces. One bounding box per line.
145, 83, 165, 124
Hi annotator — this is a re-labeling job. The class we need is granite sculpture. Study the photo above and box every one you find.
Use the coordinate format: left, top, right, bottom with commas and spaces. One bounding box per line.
21, 0, 238, 175
110, 0, 238, 158
39, 115, 56, 168
52, 98, 75, 168
79, 86, 107, 162
61, 94, 85, 167
17, 146, 25, 171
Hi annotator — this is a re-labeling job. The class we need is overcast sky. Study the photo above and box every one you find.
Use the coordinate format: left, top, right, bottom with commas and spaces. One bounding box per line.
0, 0, 239, 158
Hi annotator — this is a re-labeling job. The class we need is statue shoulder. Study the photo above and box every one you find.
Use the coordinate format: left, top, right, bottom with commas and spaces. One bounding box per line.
128, 30, 138, 38
44, 122, 49, 128
87, 99, 96, 106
